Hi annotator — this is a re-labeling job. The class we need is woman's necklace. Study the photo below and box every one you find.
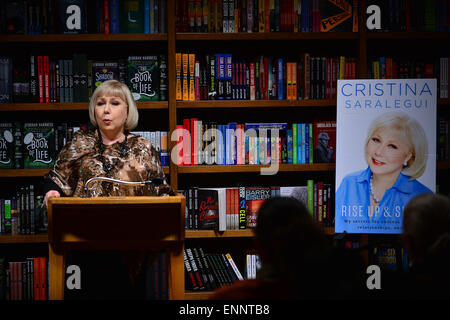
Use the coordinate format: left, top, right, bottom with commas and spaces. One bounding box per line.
369, 175, 381, 204
96, 128, 131, 194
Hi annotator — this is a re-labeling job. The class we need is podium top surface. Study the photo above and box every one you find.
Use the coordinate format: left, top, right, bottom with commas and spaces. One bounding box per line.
48, 194, 185, 206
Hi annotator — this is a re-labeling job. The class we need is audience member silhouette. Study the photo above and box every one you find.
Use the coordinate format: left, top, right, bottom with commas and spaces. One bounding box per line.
210, 196, 364, 299
398, 193, 450, 298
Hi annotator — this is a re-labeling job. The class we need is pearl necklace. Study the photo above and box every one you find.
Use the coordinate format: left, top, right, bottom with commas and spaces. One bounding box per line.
370, 175, 381, 204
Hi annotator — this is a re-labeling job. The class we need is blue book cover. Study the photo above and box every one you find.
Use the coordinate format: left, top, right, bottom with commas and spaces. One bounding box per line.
305, 123, 309, 164
228, 122, 237, 164
277, 58, 283, 100
301, 123, 306, 164
225, 54, 233, 100
110, 0, 121, 33
297, 123, 302, 164
335, 79, 437, 234
144, 0, 150, 33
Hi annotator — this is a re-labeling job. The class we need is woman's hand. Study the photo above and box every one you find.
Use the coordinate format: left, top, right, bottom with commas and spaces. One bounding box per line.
44, 190, 61, 207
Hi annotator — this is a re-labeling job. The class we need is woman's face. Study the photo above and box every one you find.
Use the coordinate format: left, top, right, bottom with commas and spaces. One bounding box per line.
366, 127, 412, 178
95, 94, 128, 136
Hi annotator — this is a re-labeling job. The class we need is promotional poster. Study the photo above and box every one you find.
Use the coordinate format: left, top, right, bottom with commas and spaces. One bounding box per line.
335, 79, 436, 234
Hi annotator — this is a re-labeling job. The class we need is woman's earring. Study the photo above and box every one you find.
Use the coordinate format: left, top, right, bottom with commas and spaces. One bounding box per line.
404, 161, 408, 167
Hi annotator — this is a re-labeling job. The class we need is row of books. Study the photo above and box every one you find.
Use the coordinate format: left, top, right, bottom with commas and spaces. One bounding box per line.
131, 131, 169, 166
176, 119, 337, 166
0, 122, 170, 169
176, 52, 356, 101
438, 118, 450, 162
184, 247, 246, 291
0, 54, 168, 104
0, 257, 48, 300
179, 182, 334, 231
369, 245, 409, 271
144, 251, 169, 300
367, 0, 450, 32
0, 185, 47, 235
176, 0, 358, 33
1, 0, 167, 35
0, 122, 77, 169
368, 56, 450, 98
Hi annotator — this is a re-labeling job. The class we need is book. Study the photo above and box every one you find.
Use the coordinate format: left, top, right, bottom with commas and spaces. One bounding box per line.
120, 0, 144, 33
184, 249, 198, 290
245, 186, 271, 228
22, 122, 56, 169
196, 188, 219, 230
313, 121, 336, 163
92, 61, 119, 90
197, 187, 226, 231
127, 55, 160, 101
278, 186, 308, 207
319, 0, 354, 32
0, 123, 15, 169
0, 56, 12, 103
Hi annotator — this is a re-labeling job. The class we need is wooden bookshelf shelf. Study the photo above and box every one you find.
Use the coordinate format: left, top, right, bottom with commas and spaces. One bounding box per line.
437, 162, 450, 170
176, 32, 359, 41
0, 101, 168, 111
0, 33, 167, 43
185, 229, 255, 238
177, 163, 335, 174
0, 169, 50, 177
439, 98, 450, 106
0, 167, 169, 177
0, 234, 48, 244
176, 99, 336, 108
184, 291, 213, 300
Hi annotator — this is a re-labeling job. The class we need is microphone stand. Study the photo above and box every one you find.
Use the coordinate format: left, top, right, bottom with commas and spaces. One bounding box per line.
83, 176, 165, 197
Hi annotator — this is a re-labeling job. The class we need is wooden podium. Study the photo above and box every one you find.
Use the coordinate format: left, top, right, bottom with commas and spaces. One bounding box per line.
47, 195, 185, 300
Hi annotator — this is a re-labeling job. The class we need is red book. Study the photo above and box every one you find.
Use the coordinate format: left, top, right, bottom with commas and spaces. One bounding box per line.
195, 61, 200, 100
37, 56, 44, 103
425, 63, 434, 78
8, 262, 15, 300
104, 0, 110, 34
183, 118, 191, 165
226, 188, 231, 230
264, 57, 269, 100
17, 262, 22, 300
265, 0, 270, 32
40, 257, 47, 300
249, 62, 255, 100
176, 125, 184, 166
191, 118, 198, 165
33, 257, 41, 300
44, 56, 49, 103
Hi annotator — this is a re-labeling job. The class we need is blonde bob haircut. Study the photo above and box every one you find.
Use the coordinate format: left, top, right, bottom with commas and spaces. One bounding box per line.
365, 111, 428, 180
88, 80, 139, 131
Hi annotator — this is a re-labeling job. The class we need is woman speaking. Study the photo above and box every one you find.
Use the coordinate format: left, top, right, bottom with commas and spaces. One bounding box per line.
42, 80, 174, 299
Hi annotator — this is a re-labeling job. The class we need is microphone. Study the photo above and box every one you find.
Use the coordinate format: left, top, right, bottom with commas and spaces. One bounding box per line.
83, 176, 165, 196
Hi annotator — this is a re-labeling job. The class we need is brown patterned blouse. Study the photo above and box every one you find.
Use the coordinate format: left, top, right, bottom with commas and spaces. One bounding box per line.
45, 129, 174, 197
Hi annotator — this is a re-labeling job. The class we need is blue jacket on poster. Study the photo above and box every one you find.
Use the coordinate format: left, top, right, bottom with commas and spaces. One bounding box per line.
335, 167, 432, 234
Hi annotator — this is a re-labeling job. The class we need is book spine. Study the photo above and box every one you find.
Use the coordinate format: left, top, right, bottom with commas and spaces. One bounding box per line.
176, 53, 182, 100
225, 253, 243, 280
186, 248, 205, 290
307, 179, 314, 216
184, 250, 198, 290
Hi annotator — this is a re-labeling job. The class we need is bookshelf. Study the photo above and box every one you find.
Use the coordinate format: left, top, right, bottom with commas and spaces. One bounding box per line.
1, 0, 449, 300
